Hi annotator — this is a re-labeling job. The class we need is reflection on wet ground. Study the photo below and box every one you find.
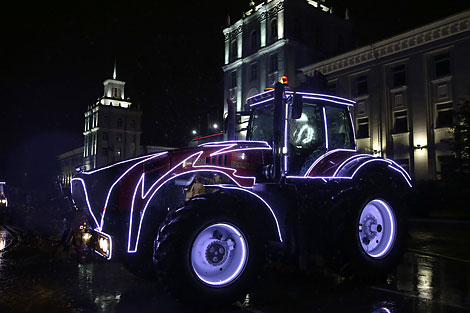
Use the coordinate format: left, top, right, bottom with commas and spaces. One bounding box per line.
0, 221, 468, 313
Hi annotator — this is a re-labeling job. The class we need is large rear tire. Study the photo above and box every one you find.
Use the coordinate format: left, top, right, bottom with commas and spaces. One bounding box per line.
154, 195, 266, 305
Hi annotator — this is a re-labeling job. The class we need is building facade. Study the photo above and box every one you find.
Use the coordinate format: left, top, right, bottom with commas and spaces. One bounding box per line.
300, 11, 470, 180
83, 70, 143, 170
58, 147, 84, 188
222, 0, 352, 116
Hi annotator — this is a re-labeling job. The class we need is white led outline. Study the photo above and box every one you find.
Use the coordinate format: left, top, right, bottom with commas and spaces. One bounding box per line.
249, 97, 275, 107
200, 140, 270, 147
246, 89, 274, 102
365, 199, 396, 258
332, 154, 372, 177
191, 223, 247, 287
99, 152, 168, 230
303, 96, 354, 107
303, 148, 357, 177
128, 143, 270, 252
388, 165, 413, 188
71, 177, 100, 228
217, 185, 283, 242
83, 153, 160, 175
349, 111, 357, 146
323, 107, 329, 150
295, 92, 356, 104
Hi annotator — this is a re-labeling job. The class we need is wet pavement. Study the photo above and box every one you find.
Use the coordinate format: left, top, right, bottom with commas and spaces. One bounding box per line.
0, 216, 469, 313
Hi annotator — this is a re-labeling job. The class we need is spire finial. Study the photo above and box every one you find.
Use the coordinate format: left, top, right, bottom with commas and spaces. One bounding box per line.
113, 60, 117, 80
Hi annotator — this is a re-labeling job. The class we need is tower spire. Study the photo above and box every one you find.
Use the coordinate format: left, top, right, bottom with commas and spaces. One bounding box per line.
113, 60, 117, 80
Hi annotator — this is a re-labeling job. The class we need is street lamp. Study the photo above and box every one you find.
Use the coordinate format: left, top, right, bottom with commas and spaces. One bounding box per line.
192, 129, 197, 135
213, 123, 218, 129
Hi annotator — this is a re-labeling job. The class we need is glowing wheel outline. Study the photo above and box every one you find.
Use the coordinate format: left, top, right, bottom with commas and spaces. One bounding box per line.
358, 199, 396, 258
190, 223, 248, 287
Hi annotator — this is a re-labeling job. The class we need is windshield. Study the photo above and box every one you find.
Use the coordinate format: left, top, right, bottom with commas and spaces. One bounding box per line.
248, 98, 355, 175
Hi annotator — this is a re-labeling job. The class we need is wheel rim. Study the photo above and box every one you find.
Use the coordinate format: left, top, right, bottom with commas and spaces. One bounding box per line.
358, 199, 396, 258
191, 223, 248, 287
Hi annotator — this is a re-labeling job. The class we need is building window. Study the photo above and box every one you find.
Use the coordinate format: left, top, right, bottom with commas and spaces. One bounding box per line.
270, 19, 278, 40
393, 110, 408, 133
434, 53, 450, 78
270, 53, 278, 73
392, 64, 406, 88
114, 88, 118, 98
356, 117, 369, 138
231, 40, 238, 60
251, 30, 257, 50
117, 118, 123, 127
294, 20, 302, 39
116, 135, 122, 142
102, 132, 108, 141
436, 102, 453, 128
231, 71, 237, 88
250, 63, 257, 81
356, 75, 368, 96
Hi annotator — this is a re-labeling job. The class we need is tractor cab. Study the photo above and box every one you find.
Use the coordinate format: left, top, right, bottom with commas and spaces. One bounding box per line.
245, 83, 356, 176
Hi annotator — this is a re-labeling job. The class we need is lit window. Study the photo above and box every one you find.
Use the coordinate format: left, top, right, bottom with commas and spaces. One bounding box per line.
231, 41, 238, 60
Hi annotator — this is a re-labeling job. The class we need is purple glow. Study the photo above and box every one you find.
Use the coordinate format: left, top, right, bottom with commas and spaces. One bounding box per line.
100, 152, 168, 229
303, 148, 357, 177
303, 95, 354, 107
323, 107, 329, 150
349, 111, 357, 146
249, 97, 275, 107
332, 154, 371, 177
83, 152, 164, 175
295, 92, 356, 105
217, 185, 283, 242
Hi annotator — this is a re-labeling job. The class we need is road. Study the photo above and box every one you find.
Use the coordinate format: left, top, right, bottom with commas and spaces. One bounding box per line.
0, 219, 469, 313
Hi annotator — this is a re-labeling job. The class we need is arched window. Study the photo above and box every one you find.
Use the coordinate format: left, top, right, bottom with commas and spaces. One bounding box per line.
270, 19, 278, 40
251, 30, 257, 50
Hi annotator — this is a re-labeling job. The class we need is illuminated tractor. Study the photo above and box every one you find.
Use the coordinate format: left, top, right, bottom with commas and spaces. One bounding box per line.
71, 82, 411, 304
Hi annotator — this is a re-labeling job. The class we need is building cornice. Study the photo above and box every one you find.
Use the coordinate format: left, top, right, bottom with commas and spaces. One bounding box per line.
300, 10, 470, 76
223, 0, 285, 41
223, 39, 288, 72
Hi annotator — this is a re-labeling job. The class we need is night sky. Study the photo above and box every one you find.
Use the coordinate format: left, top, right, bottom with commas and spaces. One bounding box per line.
1, 0, 469, 194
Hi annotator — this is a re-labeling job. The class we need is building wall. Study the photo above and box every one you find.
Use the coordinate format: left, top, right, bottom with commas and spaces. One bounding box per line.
222, 0, 352, 116
300, 11, 470, 180
58, 147, 84, 188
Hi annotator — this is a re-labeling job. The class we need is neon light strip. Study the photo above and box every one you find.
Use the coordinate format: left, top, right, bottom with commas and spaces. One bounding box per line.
349, 111, 357, 146
296, 92, 356, 104
388, 165, 413, 188
368, 200, 395, 258
200, 140, 270, 147
303, 148, 357, 177
210, 147, 272, 156
283, 92, 289, 174
129, 168, 250, 252
323, 107, 329, 150
303, 95, 354, 107
246, 90, 274, 102
83, 153, 161, 175
93, 229, 113, 260
332, 154, 371, 177
99, 152, 168, 230
71, 178, 100, 228
249, 97, 274, 107
217, 185, 283, 242
129, 144, 264, 252
387, 159, 412, 181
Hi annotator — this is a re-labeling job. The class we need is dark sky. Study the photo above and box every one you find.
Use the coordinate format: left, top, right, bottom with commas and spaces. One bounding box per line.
0, 0, 469, 192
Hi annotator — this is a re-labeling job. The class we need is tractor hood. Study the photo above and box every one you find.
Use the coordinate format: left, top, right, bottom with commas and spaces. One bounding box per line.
71, 141, 272, 230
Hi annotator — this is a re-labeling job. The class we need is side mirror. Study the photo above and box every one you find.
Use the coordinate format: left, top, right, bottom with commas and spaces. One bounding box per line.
291, 94, 303, 119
